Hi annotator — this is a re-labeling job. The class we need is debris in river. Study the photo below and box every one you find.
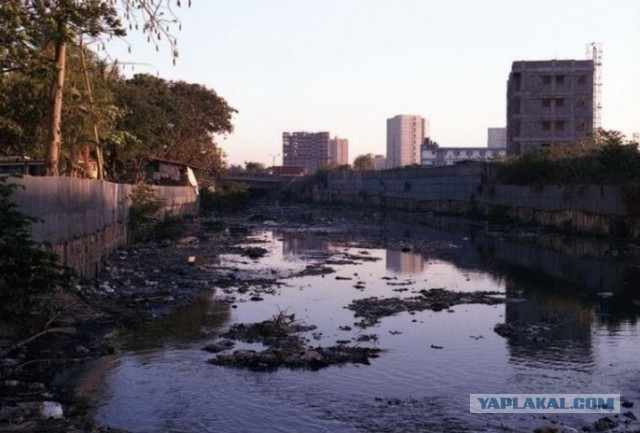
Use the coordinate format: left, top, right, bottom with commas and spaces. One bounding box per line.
209, 312, 380, 370
296, 264, 336, 277
493, 318, 569, 341
242, 247, 268, 259
347, 288, 505, 327
209, 345, 381, 371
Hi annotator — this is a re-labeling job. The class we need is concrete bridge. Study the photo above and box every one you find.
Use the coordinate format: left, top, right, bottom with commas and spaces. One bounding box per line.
221, 173, 292, 192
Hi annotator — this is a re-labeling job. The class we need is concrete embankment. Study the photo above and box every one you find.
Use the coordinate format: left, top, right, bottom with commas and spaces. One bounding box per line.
10, 176, 198, 276
309, 163, 639, 238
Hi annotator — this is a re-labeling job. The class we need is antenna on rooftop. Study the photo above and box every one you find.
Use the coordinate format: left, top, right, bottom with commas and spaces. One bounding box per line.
586, 42, 603, 131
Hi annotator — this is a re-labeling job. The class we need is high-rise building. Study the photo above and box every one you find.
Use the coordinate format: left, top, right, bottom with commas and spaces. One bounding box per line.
487, 127, 507, 149
328, 137, 349, 166
282, 131, 330, 174
506, 60, 594, 156
386, 115, 428, 169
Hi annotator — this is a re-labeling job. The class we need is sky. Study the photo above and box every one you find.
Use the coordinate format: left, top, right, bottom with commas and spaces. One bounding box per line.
105, 0, 640, 166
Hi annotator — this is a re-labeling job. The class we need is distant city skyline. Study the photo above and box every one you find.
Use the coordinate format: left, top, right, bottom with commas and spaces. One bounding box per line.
105, 0, 640, 166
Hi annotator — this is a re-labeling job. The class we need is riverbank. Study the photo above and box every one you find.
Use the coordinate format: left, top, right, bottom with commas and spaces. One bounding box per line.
0, 212, 251, 432
1, 204, 639, 433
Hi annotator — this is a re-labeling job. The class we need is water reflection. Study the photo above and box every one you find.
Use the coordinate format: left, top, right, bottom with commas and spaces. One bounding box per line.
385, 250, 425, 275
84, 211, 640, 433
123, 291, 230, 351
280, 232, 332, 258
502, 279, 595, 371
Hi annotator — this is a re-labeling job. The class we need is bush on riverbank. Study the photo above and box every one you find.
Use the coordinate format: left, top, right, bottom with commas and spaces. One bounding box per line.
199, 181, 250, 214
494, 130, 640, 185
129, 183, 186, 242
128, 183, 164, 242
0, 178, 74, 327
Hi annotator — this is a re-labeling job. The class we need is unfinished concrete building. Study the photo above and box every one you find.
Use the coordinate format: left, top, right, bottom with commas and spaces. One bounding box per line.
282, 131, 330, 174
506, 60, 595, 156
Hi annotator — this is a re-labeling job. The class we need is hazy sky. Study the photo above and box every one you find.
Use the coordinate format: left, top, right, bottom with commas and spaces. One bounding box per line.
106, 0, 640, 166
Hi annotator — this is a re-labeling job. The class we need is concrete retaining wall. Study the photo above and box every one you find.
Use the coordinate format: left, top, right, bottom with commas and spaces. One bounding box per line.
316, 163, 639, 238
10, 176, 198, 276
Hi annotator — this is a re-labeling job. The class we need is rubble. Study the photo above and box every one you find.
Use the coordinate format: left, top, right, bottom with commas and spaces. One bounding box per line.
207, 312, 380, 371
347, 288, 505, 327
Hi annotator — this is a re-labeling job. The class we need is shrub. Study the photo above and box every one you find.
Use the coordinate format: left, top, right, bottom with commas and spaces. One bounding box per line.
200, 181, 250, 214
0, 178, 74, 325
128, 183, 164, 242
494, 131, 640, 185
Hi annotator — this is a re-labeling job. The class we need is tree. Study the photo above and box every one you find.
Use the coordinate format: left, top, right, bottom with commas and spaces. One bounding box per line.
244, 162, 267, 173
0, 43, 121, 178
106, 73, 176, 182
0, 0, 187, 176
0, 71, 51, 157
353, 153, 374, 170
105, 73, 236, 183
162, 80, 236, 174
495, 129, 640, 185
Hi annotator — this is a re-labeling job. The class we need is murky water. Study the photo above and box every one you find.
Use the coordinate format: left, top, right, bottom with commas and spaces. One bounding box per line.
80, 217, 640, 433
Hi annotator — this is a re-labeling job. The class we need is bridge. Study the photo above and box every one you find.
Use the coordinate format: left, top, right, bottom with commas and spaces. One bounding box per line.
221, 173, 294, 192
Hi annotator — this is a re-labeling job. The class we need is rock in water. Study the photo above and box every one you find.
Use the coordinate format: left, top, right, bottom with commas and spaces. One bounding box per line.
39, 401, 63, 419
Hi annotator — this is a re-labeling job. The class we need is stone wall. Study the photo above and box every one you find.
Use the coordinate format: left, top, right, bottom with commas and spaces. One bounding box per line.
10, 176, 198, 276
317, 163, 639, 238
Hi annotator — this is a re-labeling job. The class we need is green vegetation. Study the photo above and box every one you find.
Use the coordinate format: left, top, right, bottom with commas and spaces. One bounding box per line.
200, 181, 250, 214
494, 130, 640, 185
128, 183, 164, 242
353, 153, 374, 171
0, 178, 74, 326
1, 1, 236, 182
128, 183, 186, 242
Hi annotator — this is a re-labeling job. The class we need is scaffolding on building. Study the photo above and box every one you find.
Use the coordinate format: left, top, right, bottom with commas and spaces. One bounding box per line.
587, 42, 603, 131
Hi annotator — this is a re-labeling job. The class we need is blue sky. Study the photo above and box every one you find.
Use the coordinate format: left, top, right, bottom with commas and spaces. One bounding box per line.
106, 0, 640, 166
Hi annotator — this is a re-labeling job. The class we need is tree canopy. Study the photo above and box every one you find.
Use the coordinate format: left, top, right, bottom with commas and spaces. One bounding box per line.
353, 153, 374, 171
104, 73, 236, 182
0, 0, 194, 176
1, 1, 237, 183
495, 129, 640, 185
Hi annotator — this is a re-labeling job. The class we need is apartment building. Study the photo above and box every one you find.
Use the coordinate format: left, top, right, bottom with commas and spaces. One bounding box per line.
506, 60, 594, 155
282, 131, 330, 174
328, 137, 349, 166
386, 115, 428, 168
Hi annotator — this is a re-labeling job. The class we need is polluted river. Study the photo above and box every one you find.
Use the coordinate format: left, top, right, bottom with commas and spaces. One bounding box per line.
71, 206, 640, 433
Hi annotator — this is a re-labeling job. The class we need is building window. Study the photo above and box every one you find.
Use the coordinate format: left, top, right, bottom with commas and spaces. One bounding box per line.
542, 75, 552, 85
577, 119, 586, 131
576, 98, 586, 108
542, 121, 551, 131
556, 75, 565, 85
512, 72, 522, 91
541, 143, 551, 148
542, 98, 552, 108
555, 98, 564, 107
577, 75, 586, 85
555, 121, 565, 131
